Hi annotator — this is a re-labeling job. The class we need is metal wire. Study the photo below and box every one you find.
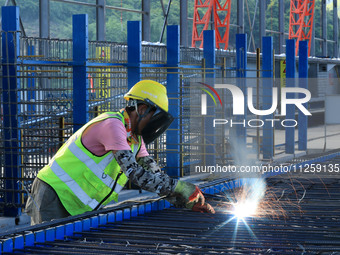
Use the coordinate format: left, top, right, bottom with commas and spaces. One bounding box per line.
11, 157, 340, 254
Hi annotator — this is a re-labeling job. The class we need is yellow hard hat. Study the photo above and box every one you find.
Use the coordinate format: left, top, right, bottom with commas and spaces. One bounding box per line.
124, 80, 169, 112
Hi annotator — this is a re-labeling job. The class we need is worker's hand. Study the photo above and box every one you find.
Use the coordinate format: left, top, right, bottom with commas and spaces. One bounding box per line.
170, 180, 215, 214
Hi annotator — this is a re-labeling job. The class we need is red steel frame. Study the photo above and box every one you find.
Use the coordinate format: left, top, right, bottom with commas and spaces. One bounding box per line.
191, 0, 232, 50
289, 0, 315, 56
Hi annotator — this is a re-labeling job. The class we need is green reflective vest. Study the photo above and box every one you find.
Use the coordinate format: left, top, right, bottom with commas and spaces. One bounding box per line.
38, 112, 141, 216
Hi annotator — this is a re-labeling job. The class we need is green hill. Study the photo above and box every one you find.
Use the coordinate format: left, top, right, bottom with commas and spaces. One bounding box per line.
0, 0, 337, 55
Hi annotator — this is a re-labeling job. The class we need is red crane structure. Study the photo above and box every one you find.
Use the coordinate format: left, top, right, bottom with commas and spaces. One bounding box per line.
191, 0, 232, 50
288, 0, 316, 56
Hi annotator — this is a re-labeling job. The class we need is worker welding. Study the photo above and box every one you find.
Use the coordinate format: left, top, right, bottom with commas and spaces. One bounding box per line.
25, 80, 215, 225
1, 1, 340, 254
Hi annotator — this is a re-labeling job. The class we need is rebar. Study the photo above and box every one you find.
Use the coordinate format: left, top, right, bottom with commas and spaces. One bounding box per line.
12, 157, 340, 254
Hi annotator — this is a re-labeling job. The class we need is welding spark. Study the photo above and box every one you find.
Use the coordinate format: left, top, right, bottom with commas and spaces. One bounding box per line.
206, 175, 304, 251
222, 178, 266, 220
207, 177, 300, 247
232, 199, 258, 220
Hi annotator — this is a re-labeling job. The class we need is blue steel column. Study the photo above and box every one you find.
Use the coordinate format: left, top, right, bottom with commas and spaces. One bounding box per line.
72, 14, 89, 132
2, 6, 21, 216
236, 34, 247, 145
127, 21, 141, 89
203, 30, 216, 166
285, 39, 296, 154
166, 25, 180, 177
298, 41, 308, 151
262, 37, 273, 160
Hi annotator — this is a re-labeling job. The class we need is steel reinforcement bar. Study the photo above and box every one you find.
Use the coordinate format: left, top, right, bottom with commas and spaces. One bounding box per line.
0, 150, 340, 253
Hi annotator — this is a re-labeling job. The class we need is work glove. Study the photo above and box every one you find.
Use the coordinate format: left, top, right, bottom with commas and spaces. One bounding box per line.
168, 180, 215, 214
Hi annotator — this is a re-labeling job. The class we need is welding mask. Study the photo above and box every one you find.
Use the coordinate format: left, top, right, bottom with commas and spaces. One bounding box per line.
124, 80, 174, 144
141, 106, 174, 144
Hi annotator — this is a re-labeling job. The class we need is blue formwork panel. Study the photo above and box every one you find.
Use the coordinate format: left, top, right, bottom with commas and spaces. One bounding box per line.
145, 203, 152, 213
158, 200, 165, 210
164, 200, 171, 209
151, 202, 158, 211
99, 214, 107, 225
90, 216, 99, 228
82, 218, 91, 231
45, 228, 55, 242
24, 232, 34, 246
14, 235, 24, 250
65, 223, 74, 236
116, 210, 123, 221
55, 225, 65, 240
35, 230, 45, 243
124, 208, 130, 220
131, 206, 138, 218
74, 221, 82, 235
2, 238, 13, 253
138, 204, 145, 215
107, 212, 115, 223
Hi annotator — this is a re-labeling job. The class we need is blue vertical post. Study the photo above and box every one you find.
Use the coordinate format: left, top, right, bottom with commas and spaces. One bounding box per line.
127, 21, 142, 89
166, 25, 180, 177
262, 37, 274, 160
72, 14, 89, 132
236, 34, 247, 145
285, 39, 296, 154
203, 30, 216, 166
298, 41, 308, 151
1, 6, 21, 216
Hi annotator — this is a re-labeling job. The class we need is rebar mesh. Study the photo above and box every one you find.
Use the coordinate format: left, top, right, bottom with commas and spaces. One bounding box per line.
1, 33, 338, 214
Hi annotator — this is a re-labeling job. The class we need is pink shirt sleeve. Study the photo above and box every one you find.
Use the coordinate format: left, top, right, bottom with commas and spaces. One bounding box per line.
82, 118, 149, 158
137, 138, 149, 158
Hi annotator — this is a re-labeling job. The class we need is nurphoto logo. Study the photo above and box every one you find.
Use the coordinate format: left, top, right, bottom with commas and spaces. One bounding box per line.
200, 83, 312, 128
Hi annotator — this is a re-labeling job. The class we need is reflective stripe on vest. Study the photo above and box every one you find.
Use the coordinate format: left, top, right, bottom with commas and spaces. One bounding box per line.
49, 160, 98, 209
38, 112, 141, 214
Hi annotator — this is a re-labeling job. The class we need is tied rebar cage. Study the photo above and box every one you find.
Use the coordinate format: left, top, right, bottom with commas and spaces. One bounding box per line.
1, 33, 75, 215
0, 22, 233, 215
